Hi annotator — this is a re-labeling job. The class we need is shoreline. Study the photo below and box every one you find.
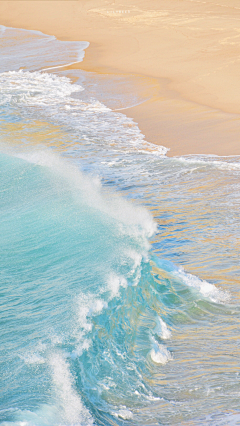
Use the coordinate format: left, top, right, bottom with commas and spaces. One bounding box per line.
1, 0, 240, 156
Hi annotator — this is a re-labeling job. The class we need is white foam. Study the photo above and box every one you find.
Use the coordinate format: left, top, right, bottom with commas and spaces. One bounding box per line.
49, 353, 94, 425
176, 155, 240, 172
107, 273, 128, 298
0, 70, 83, 107
113, 407, 133, 420
155, 317, 172, 340
75, 292, 107, 333
122, 249, 145, 286
0, 69, 168, 158
150, 338, 172, 365
70, 339, 91, 360
175, 267, 230, 304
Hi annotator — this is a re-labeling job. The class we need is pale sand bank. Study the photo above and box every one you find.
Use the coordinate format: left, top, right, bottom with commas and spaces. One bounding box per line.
1, 0, 240, 156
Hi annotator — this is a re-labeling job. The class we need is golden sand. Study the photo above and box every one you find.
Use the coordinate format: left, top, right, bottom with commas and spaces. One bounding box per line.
1, 0, 240, 156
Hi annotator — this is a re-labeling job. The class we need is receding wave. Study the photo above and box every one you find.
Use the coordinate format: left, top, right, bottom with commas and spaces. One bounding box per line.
0, 25, 89, 73
0, 69, 168, 157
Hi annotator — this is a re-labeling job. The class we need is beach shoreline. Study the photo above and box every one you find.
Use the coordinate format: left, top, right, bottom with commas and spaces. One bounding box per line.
2, 7, 240, 424
1, 0, 240, 156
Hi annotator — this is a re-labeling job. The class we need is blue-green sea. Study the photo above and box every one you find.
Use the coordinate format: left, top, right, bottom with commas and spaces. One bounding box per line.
1, 25, 240, 426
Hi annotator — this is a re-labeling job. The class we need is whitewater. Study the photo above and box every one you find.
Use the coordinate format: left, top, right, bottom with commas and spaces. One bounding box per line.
1, 25, 240, 426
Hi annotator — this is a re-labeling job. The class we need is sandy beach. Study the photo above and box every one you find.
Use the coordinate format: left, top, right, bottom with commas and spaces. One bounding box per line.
1, 0, 240, 156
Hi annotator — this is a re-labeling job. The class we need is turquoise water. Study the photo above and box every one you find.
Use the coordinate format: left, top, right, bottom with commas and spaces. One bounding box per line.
1, 25, 240, 426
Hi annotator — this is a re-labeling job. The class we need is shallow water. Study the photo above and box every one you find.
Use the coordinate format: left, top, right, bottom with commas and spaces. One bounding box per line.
1, 25, 240, 426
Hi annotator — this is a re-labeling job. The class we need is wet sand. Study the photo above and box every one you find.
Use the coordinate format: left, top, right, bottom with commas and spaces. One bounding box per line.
1, 0, 240, 156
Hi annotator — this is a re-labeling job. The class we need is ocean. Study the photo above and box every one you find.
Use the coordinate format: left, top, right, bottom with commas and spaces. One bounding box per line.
1, 25, 240, 426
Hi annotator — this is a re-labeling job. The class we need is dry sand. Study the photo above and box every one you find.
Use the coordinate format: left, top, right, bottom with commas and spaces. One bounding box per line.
0, 0, 240, 156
